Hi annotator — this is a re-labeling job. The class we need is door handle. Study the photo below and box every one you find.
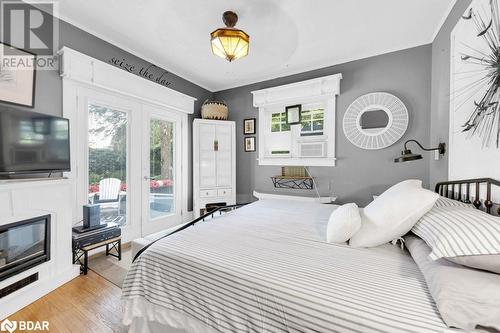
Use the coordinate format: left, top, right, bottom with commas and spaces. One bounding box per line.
214, 139, 219, 152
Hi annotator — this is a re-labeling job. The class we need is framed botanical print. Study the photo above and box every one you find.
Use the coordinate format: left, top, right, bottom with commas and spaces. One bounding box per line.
244, 137, 256, 152
285, 104, 301, 125
0, 43, 36, 107
243, 118, 256, 134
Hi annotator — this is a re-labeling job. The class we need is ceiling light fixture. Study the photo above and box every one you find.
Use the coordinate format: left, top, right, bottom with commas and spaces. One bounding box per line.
210, 11, 249, 62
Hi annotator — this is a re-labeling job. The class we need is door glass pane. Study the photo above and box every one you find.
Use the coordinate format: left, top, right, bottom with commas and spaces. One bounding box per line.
149, 119, 175, 219
88, 105, 128, 226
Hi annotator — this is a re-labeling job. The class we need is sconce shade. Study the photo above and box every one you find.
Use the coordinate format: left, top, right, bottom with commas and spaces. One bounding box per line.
394, 149, 423, 163
394, 140, 445, 163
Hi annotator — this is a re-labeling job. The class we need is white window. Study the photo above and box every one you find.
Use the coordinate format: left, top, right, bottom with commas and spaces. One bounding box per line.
271, 112, 290, 132
301, 108, 324, 136
252, 73, 342, 166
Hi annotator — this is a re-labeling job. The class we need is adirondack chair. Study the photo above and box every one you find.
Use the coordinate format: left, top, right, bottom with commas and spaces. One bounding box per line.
93, 178, 122, 215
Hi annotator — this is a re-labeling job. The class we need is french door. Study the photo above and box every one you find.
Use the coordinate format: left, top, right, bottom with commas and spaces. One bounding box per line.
76, 87, 184, 241
141, 106, 182, 236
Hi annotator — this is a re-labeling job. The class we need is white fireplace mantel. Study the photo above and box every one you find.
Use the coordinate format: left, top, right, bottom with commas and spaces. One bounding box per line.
0, 178, 79, 319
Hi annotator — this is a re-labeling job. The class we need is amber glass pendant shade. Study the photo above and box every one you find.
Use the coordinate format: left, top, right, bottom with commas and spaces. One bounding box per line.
210, 11, 250, 62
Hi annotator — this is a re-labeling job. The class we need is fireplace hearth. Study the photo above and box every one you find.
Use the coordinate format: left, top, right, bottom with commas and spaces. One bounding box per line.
0, 215, 50, 281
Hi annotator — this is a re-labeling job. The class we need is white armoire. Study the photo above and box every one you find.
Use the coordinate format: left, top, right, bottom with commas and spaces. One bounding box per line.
193, 119, 236, 217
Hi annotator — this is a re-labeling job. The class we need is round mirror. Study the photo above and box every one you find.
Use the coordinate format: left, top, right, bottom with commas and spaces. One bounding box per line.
343, 92, 408, 150
358, 108, 390, 135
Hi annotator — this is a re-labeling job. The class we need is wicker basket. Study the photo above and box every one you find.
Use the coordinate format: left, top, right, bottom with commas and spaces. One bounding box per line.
201, 100, 228, 120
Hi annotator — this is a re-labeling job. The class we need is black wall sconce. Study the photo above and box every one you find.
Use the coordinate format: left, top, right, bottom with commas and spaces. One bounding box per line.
394, 139, 446, 163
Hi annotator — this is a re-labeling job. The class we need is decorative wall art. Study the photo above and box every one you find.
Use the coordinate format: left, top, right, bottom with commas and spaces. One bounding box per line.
343, 92, 408, 150
244, 137, 256, 152
449, 0, 500, 187
285, 104, 301, 125
243, 118, 256, 134
0, 43, 36, 107
455, 0, 500, 147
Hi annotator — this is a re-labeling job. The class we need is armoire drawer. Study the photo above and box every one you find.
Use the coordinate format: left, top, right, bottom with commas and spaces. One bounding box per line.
217, 188, 232, 197
200, 189, 217, 198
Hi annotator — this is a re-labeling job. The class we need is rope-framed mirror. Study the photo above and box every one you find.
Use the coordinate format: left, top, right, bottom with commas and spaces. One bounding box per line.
343, 92, 408, 150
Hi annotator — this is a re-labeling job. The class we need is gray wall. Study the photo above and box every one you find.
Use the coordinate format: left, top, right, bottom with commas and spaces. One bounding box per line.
1, 1, 468, 209
429, 0, 472, 188
214, 45, 433, 206
0, 4, 212, 210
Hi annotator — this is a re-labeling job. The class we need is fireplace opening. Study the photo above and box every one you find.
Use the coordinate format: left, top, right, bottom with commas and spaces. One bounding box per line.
0, 215, 50, 281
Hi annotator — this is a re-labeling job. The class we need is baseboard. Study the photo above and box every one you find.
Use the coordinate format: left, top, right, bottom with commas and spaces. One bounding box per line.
0, 266, 80, 320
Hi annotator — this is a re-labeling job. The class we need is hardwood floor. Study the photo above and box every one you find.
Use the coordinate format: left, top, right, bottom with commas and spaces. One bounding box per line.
8, 271, 123, 333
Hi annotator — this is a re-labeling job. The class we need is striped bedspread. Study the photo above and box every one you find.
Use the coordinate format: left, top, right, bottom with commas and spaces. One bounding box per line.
122, 199, 448, 333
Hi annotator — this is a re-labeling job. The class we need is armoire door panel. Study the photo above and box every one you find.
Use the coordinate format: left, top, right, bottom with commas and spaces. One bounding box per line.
199, 151, 216, 187
216, 125, 232, 152
216, 151, 232, 187
198, 123, 217, 188
199, 124, 216, 151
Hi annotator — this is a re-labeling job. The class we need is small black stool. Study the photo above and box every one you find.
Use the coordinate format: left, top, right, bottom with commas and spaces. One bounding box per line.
73, 236, 121, 275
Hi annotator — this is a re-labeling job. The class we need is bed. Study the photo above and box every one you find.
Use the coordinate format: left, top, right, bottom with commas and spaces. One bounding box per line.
122, 179, 500, 333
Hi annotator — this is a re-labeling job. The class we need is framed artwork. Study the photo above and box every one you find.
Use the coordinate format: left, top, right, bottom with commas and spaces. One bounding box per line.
0, 43, 36, 107
285, 104, 301, 125
243, 118, 256, 134
244, 136, 256, 152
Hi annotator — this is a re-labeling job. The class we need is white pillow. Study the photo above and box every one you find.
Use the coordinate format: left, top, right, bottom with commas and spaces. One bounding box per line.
412, 205, 500, 260
326, 203, 361, 243
349, 179, 438, 247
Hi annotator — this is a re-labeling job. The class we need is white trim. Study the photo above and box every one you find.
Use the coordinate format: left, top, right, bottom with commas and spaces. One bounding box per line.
449, 25, 456, 181
431, 0, 458, 42
61, 50, 193, 241
256, 157, 336, 166
252, 74, 341, 166
141, 106, 186, 236
182, 117, 189, 219
1, 266, 79, 319
253, 191, 336, 204
59, 47, 196, 114
251, 74, 342, 107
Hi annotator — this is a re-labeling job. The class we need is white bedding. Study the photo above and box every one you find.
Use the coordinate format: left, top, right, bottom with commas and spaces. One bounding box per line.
122, 199, 449, 333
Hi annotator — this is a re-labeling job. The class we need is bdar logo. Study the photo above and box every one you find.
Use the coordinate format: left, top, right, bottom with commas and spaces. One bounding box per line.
0, 319, 17, 333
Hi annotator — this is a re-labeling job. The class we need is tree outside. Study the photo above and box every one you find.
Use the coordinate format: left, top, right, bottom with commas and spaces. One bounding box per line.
87, 105, 174, 197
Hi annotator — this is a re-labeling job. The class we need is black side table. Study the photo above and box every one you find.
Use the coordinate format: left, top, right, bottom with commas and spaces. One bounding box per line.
72, 223, 121, 275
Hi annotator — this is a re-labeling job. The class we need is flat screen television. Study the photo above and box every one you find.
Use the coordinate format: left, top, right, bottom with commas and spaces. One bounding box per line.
0, 109, 70, 175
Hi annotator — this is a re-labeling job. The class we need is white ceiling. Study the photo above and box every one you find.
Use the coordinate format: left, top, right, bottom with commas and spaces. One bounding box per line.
58, 0, 455, 92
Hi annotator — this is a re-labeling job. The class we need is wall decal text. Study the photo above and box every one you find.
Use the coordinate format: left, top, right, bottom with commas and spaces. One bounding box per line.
108, 57, 173, 88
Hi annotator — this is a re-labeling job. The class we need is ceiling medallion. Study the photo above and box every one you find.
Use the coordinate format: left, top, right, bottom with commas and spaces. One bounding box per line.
210, 11, 249, 62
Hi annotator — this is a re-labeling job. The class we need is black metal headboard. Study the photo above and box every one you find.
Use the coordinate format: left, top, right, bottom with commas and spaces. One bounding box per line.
435, 178, 500, 215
